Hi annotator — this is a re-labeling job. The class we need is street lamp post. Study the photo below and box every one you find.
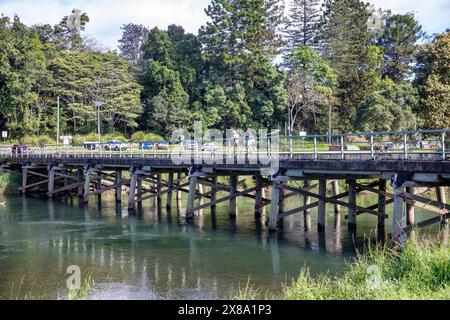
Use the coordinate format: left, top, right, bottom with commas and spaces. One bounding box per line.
93, 100, 105, 144
57, 96, 60, 145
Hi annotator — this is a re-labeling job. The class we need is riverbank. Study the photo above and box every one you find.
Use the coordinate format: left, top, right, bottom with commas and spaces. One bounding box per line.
0, 172, 20, 195
240, 238, 449, 300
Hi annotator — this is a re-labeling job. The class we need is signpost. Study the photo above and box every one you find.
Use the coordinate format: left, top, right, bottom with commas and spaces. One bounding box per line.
2, 131, 7, 143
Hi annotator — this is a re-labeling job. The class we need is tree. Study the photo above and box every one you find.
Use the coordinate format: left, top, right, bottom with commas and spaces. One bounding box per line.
284, 45, 337, 134
320, 0, 380, 131
415, 31, 450, 129
139, 26, 201, 135
355, 83, 419, 132
49, 51, 142, 134
199, 0, 287, 128
0, 15, 53, 137
379, 12, 425, 83
118, 23, 149, 67
53, 9, 90, 51
284, 0, 322, 50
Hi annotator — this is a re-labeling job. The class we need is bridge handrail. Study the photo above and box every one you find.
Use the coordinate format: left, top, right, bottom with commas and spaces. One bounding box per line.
0, 129, 447, 161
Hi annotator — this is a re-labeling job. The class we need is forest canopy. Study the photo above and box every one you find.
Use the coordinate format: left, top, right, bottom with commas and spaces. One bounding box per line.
0, 1, 448, 141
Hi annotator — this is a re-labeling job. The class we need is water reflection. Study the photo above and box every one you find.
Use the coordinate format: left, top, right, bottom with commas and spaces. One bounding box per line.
0, 195, 443, 300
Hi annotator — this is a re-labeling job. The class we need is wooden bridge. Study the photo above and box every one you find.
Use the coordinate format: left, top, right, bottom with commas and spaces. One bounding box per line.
1, 129, 449, 243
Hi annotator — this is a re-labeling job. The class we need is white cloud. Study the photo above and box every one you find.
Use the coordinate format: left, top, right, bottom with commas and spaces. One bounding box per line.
0, 0, 210, 50
0, 0, 448, 50
368, 0, 449, 35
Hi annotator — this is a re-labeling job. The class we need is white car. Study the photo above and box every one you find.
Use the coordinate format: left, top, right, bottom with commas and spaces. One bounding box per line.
104, 140, 129, 151
202, 142, 220, 152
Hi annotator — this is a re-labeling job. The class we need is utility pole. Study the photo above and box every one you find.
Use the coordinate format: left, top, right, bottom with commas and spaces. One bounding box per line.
97, 105, 101, 144
93, 100, 104, 144
57, 96, 60, 145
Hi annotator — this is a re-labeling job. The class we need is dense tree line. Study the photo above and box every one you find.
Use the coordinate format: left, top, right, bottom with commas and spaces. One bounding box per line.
0, 1, 448, 141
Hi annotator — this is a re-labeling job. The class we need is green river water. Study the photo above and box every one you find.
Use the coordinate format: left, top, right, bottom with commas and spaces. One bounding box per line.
0, 193, 440, 300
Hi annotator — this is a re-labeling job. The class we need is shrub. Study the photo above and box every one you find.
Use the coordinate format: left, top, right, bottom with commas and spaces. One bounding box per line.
131, 131, 164, 142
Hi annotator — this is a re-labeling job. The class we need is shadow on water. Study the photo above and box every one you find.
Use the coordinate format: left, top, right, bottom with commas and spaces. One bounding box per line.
0, 193, 444, 299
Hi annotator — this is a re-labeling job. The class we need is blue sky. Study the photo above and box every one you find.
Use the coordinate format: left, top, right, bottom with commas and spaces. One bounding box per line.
0, 0, 448, 50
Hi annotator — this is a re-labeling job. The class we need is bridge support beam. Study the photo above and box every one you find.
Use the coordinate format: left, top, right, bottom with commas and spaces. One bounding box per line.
406, 186, 415, 226
377, 179, 387, 228
166, 173, 174, 211
332, 180, 341, 216
255, 175, 263, 217
177, 173, 183, 214
269, 182, 280, 231
186, 175, 197, 219
96, 177, 102, 208
436, 187, 448, 224
230, 176, 238, 217
156, 174, 162, 214
318, 180, 327, 232
348, 180, 357, 230
392, 186, 406, 245
77, 169, 84, 199
83, 169, 91, 204
210, 176, 218, 214
48, 169, 55, 199
22, 167, 28, 195
303, 180, 312, 230
128, 172, 138, 211
115, 170, 122, 203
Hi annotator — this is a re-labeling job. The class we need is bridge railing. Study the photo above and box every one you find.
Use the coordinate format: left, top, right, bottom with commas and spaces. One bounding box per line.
0, 129, 448, 161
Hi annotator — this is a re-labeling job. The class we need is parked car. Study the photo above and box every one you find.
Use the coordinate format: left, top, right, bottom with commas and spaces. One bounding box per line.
328, 145, 360, 151
384, 142, 396, 151
202, 142, 219, 152
83, 141, 100, 150
346, 145, 360, 151
12, 144, 33, 155
155, 142, 169, 150
104, 140, 129, 151
139, 141, 154, 150
184, 140, 199, 151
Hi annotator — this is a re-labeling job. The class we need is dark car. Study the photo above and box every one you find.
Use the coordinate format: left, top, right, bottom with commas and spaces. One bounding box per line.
12, 144, 33, 155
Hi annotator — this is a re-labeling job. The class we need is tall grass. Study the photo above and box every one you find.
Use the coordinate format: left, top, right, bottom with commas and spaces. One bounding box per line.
236, 239, 449, 300
67, 275, 93, 301
283, 240, 449, 300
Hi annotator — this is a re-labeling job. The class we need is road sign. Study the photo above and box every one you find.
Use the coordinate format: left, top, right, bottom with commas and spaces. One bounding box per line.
2, 131, 7, 138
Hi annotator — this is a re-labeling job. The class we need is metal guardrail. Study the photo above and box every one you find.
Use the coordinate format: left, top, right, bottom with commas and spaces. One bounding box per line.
0, 129, 448, 161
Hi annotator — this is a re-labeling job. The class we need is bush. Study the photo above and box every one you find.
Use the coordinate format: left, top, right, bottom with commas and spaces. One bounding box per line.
20, 135, 56, 146
131, 131, 164, 142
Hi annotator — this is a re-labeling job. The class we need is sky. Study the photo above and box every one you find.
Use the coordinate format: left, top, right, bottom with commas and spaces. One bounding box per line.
0, 0, 449, 50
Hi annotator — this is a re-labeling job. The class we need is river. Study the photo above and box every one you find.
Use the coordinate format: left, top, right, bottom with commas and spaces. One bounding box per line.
0, 193, 440, 300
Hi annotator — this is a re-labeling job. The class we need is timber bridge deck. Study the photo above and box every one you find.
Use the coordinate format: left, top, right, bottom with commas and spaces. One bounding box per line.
1, 129, 449, 243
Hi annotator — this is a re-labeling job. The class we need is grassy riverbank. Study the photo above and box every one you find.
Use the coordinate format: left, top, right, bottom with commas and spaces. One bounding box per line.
239, 239, 449, 300
0, 172, 21, 195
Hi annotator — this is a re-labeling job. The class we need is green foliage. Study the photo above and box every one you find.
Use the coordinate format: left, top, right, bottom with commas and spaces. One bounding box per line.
379, 12, 425, 83
285, 0, 322, 49
0, 172, 21, 194
0, 16, 53, 137
415, 31, 450, 129
283, 240, 450, 300
0, 2, 446, 141
355, 83, 419, 132
199, 0, 287, 128
284, 45, 337, 133
130, 131, 164, 142
320, 0, 380, 132
49, 50, 142, 134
